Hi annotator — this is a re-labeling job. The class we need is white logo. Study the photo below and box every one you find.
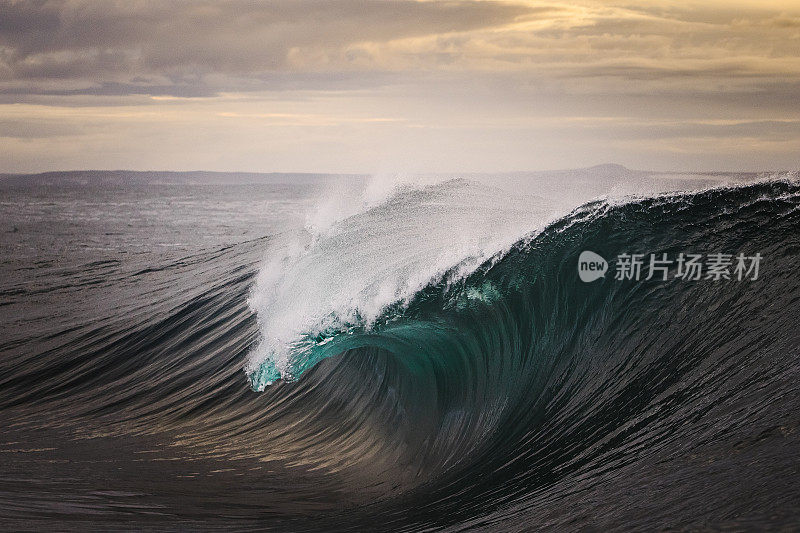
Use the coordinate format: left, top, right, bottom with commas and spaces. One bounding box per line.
578, 251, 608, 282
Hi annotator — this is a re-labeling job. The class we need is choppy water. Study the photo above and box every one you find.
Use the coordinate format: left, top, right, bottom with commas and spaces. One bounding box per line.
1, 167, 799, 531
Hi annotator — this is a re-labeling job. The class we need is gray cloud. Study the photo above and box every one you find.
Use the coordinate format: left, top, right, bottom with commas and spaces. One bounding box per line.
2, 1, 799, 99
0, 0, 534, 95
1, 1, 799, 173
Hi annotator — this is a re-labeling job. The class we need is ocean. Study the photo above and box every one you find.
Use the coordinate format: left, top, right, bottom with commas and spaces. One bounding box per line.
1, 166, 799, 530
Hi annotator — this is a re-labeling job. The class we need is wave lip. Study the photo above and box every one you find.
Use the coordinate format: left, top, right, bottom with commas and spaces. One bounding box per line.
247, 175, 800, 391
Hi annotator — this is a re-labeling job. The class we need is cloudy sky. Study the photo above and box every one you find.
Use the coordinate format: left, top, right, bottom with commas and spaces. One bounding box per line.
1, 0, 799, 173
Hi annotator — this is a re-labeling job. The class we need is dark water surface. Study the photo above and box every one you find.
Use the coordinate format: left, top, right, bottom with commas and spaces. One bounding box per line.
1, 171, 799, 531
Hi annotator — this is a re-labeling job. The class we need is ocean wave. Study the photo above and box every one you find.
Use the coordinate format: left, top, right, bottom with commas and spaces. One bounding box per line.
240, 177, 800, 523
3, 176, 799, 530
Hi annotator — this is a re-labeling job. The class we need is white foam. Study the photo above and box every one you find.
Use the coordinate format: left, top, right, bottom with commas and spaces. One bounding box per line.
246, 176, 554, 379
